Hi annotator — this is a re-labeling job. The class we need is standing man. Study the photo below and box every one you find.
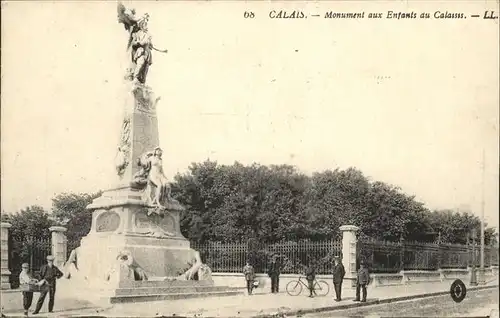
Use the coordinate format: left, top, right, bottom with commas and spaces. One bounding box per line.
332, 256, 345, 301
243, 261, 255, 295
33, 255, 64, 315
19, 263, 37, 316
354, 261, 370, 303
305, 261, 317, 298
268, 255, 281, 293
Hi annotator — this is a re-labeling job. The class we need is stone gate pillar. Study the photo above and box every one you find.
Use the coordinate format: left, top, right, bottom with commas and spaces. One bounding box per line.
339, 225, 359, 288
49, 226, 67, 268
1, 222, 12, 289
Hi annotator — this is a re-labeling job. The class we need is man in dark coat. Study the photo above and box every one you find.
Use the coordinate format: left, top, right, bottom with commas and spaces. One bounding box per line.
332, 256, 345, 301
354, 261, 370, 302
33, 255, 64, 314
267, 255, 281, 293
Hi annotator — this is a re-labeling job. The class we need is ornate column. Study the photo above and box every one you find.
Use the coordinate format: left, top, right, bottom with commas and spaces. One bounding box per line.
49, 226, 67, 268
339, 225, 359, 287
1, 222, 12, 289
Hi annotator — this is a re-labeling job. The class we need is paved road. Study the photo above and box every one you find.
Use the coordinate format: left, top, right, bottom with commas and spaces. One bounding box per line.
301, 288, 499, 317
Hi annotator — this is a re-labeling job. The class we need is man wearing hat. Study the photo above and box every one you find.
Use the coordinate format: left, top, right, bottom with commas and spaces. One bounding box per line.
32, 255, 64, 314
19, 263, 37, 316
354, 260, 370, 302
267, 254, 281, 293
332, 256, 345, 301
243, 261, 255, 295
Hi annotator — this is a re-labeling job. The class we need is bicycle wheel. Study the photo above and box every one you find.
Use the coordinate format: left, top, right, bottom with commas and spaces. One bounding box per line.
286, 280, 303, 296
314, 280, 330, 296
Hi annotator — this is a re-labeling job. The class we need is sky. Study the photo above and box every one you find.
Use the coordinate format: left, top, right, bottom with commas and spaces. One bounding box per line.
1, 1, 499, 228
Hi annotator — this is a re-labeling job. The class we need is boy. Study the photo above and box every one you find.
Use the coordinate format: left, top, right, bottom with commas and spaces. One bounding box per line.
243, 262, 255, 295
19, 263, 37, 316
305, 262, 316, 298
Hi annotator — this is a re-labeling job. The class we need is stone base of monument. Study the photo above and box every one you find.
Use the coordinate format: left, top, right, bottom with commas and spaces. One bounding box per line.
78, 234, 192, 279
68, 235, 244, 304
64, 278, 243, 305
67, 188, 243, 305
108, 280, 243, 304
65, 276, 244, 305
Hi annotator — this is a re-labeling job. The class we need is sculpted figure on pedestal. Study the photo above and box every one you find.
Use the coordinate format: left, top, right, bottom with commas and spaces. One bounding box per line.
182, 251, 213, 281
183, 251, 202, 280
106, 250, 148, 283
117, 2, 167, 85
131, 151, 153, 189
148, 147, 171, 207
131, 147, 178, 213
198, 264, 213, 281
63, 248, 81, 279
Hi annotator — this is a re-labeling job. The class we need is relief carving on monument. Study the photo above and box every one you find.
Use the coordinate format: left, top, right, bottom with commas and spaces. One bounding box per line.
96, 211, 121, 232
115, 117, 131, 177
132, 85, 161, 115
133, 209, 175, 238
158, 213, 176, 234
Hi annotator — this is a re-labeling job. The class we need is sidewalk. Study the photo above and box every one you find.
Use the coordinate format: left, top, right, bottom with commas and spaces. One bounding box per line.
2, 278, 497, 317
70, 278, 498, 317
466, 305, 499, 318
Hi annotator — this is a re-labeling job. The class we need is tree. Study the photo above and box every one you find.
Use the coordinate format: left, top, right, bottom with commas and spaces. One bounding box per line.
299, 168, 370, 240
171, 160, 220, 242
427, 209, 497, 245
172, 161, 311, 243
402, 200, 434, 242
51, 191, 102, 249
2, 205, 54, 240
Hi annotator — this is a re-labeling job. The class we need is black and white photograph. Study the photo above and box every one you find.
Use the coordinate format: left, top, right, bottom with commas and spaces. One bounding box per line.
1, 1, 499, 317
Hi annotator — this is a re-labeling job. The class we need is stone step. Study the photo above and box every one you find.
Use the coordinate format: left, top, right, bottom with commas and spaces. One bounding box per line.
109, 290, 244, 304
118, 280, 213, 288
114, 285, 239, 296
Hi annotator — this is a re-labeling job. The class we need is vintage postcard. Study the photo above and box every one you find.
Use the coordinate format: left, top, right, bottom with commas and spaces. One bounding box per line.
1, 0, 499, 317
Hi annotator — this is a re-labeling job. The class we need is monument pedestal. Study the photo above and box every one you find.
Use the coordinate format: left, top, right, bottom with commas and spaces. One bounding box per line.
79, 190, 196, 281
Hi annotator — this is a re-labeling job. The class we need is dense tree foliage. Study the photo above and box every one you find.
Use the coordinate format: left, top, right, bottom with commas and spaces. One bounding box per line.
1, 161, 496, 247
1, 206, 54, 240
171, 160, 497, 245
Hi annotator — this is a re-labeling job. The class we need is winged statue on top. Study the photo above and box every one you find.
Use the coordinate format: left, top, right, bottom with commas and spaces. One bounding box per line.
117, 2, 168, 84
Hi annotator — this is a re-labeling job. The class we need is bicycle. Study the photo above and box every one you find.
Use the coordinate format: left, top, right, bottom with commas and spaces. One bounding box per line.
286, 276, 330, 296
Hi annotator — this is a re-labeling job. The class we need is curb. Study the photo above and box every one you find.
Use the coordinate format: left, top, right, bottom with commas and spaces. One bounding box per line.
254, 284, 499, 318
0, 305, 109, 316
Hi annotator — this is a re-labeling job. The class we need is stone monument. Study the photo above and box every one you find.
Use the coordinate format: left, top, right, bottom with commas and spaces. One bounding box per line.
67, 3, 240, 302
